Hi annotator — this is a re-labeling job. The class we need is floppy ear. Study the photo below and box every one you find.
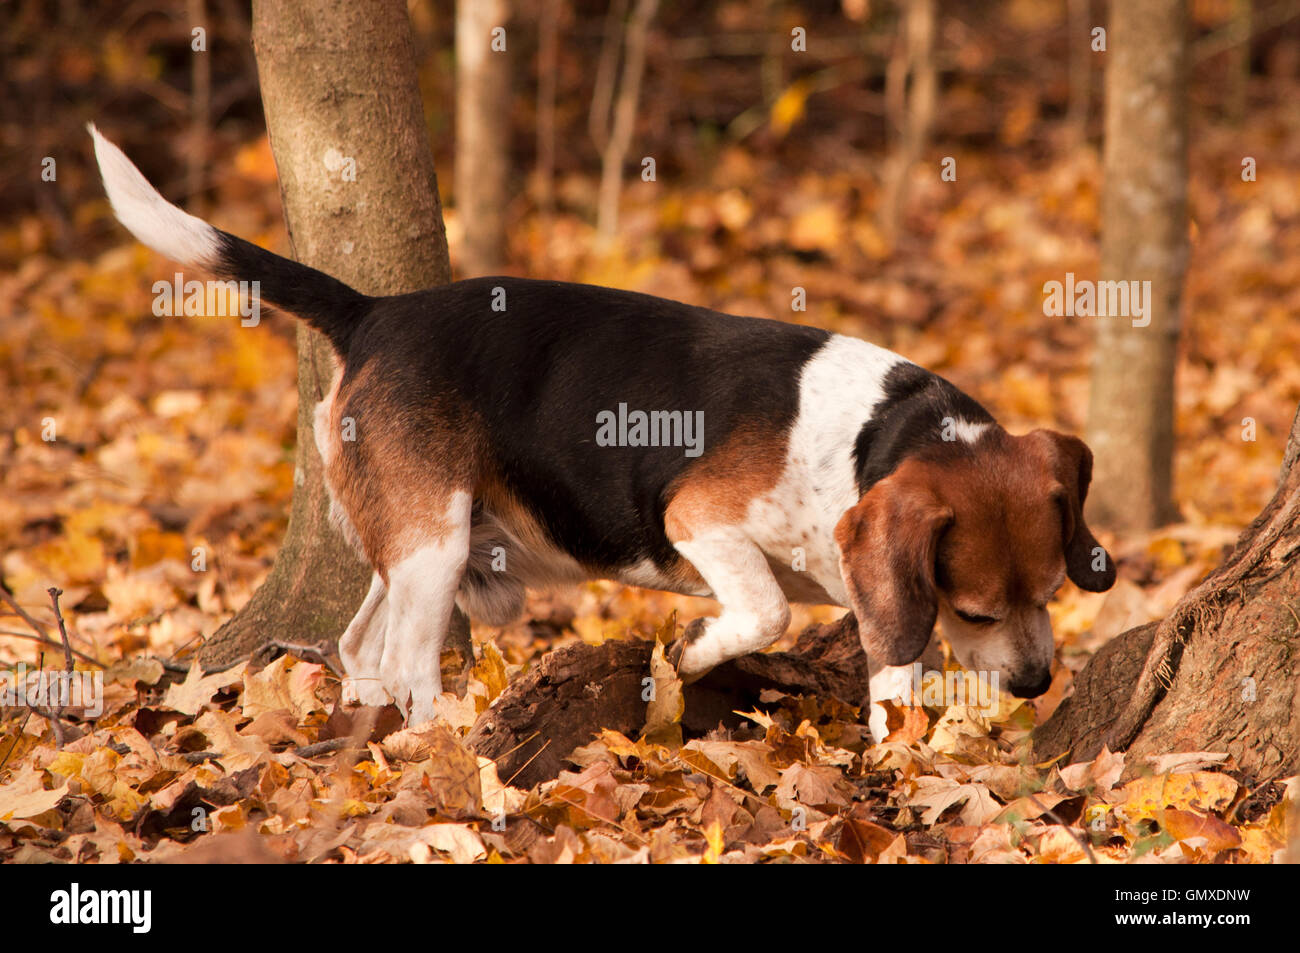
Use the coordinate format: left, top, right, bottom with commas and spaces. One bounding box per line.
834, 469, 953, 666
1034, 430, 1116, 592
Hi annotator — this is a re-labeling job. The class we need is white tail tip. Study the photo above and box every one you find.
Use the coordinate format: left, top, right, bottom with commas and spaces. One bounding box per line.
88, 123, 220, 268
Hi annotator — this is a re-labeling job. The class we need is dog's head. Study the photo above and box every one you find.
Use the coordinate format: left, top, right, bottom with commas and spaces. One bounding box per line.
834, 428, 1115, 698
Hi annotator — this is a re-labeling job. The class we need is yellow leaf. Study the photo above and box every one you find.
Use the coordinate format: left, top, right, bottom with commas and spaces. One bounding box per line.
1120, 771, 1238, 823
1147, 536, 1187, 570
770, 80, 811, 137
702, 819, 725, 863
473, 640, 509, 702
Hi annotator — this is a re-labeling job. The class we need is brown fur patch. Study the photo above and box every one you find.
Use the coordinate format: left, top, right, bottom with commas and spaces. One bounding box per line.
323, 360, 485, 573
662, 424, 790, 543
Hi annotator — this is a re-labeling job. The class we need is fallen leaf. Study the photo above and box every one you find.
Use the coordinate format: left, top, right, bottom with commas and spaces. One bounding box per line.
161, 661, 246, 716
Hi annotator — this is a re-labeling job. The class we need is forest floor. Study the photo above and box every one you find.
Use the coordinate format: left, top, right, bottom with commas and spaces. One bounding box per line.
3, 77, 1300, 861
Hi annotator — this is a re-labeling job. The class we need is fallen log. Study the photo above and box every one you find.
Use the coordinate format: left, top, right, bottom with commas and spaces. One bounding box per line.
467, 614, 868, 788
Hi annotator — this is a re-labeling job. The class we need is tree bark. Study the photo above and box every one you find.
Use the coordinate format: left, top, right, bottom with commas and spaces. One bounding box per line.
1036, 405, 1300, 780
1085, 0, 1188, 531
455, 0, 511, 276
200, 0, 453, 666
468, 615, 868, 789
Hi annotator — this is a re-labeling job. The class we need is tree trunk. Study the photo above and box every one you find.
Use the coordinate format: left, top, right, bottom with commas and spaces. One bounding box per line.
594, 0, 658, 245
1085, 0, 1187, 531
1036, 405, 1300, 780
200, 0, 454, 666
455, 0, 511, 276
878, 0, 936, 245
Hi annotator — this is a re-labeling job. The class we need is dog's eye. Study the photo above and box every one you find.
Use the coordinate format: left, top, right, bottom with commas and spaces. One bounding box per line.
955, 609, 998, 625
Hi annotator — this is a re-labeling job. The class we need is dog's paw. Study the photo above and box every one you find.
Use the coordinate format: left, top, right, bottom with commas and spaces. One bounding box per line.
867, 701, 890, 745
342, 676, 391, 708
673, 617, 715, 683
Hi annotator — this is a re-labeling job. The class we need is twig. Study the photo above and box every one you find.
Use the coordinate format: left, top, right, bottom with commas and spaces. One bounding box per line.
295, 738, 355, 758
482, 731, 542, 771
0, 630, 102, 668
1026, 793, 1097, 865
178, 750, 222, 764
505, 738, 553, 788
0, 587, 53, 643
257, 639, 336, 669
45, 588, 76, 748
47, 589, 74, 677
1, 652, 44, 772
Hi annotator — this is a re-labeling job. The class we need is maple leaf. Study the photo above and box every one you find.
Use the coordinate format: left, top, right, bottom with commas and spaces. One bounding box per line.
908, 776, 1002, 826
241, 654, 325, 722
161, 661, 246, 716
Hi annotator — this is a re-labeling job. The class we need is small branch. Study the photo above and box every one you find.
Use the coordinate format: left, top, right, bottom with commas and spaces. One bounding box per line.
294, 738, 355, 758
1027, 793, 1097, 864
47, 588, 74, 676
0, 587, 53, 644
256, 639, 337, 669
0, 630, 102, 669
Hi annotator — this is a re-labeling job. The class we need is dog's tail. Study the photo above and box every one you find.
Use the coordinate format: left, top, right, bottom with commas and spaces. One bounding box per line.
88, 124, 368, 355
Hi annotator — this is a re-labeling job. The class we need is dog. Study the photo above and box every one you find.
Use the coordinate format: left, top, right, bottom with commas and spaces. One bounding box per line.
90, 126, 1116, 740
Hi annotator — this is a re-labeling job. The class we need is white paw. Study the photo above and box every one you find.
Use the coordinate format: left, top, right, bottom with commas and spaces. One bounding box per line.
675, 619, 718, 682
342, 676, 390, 708
405, 691, 440, 727
868, 701, 891, 745
866, 663, 918, 745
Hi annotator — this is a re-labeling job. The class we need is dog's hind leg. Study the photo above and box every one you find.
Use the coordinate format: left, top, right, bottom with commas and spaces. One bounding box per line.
379, 490, 473, 725
339, 571, 390, 707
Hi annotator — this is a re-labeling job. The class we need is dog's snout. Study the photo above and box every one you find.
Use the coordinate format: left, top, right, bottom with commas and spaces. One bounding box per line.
1009, 670, 1052, 698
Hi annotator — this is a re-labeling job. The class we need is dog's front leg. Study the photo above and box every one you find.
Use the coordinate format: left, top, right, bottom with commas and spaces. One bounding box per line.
379, 492, 472, 725
670, 531, 791, 680
865, 632, 943, 743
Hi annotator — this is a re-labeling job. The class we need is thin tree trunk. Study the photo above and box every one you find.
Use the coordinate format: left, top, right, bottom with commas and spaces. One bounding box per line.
535, 0, 560, 220
878, 0, 936, 245
200, 0, 454, 666
455, 0, 511, 276
1228, 0, 1252, 123
1065, 0, 1090, 145
186, 0, 211, 215
1085, 0, 1187, 531
595, 0, 658, 246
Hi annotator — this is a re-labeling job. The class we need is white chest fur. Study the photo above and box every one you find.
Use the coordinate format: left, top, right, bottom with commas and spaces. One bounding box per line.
741, 335, 908, 606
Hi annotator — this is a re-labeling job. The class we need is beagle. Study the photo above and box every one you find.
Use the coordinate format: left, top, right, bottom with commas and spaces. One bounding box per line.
90, 127, 1117, 740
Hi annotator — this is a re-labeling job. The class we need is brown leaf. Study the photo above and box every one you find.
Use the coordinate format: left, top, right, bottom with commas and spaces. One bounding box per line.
838, 816, 896, 864
161, 661, 246, 716
392, 726, 481, 817
1162, 808, 1242, 852
775, 762, 850, 810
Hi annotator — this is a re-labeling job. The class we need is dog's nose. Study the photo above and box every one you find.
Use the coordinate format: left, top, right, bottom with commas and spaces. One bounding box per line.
1009, 671, 1052, 698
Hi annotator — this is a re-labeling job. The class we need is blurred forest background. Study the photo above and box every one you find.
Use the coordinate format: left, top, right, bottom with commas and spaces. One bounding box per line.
2, 0, 1299, 863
